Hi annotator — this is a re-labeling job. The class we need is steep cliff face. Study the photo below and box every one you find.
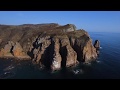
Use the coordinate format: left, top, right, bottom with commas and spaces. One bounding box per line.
83, 39, 97, 62
51, 38, 62, 70
59, 36, 78, 68
0, 23, 99, 71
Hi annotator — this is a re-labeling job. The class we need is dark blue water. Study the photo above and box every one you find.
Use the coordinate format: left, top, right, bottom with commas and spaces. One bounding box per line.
0, 32, 120, 79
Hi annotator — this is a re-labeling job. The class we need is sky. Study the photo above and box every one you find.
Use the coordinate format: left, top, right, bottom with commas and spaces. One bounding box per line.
0, 11, 120, 32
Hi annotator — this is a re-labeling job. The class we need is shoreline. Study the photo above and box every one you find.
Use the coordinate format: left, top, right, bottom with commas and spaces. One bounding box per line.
0, 56, 31, 60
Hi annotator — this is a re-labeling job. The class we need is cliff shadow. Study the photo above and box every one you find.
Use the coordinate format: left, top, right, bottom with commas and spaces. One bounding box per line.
10, 46, 14, 55
73, 44, 84, 62
73, 36, 89, 62
59, 43, 67, 69
27, 48, 34, 59
69, 37, 84, 62
27, 36, 42, 60
40, 38, 54, 70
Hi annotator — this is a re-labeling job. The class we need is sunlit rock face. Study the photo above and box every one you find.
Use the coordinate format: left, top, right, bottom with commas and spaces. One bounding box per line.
0, 23, 99, 71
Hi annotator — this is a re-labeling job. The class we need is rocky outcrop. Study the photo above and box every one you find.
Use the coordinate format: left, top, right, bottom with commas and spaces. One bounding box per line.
0, 41, 30, 59
0, 23, 99, 71
0, 41, 14, 57
32, 36, 51, 66
59, 37, 78, 68
94, 40, 100, 55
69, 34, 97, 63
51, 38, 62, 71
55, 24, 76, 32
12, 42, 26, 57
94, 40, 100, 49
83, 39, 97, 62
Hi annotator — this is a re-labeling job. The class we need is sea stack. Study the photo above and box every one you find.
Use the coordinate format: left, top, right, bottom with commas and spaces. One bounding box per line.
94, 40, 100, 55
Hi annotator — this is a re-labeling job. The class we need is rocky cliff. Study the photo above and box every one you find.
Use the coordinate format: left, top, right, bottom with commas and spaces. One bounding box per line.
0, 23, 98, 71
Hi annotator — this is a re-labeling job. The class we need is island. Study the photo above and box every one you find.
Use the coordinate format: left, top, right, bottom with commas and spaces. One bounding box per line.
0, 23, 100, 71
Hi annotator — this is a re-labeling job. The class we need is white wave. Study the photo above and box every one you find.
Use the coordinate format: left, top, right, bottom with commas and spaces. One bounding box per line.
3, 65, 15, 71
72, 69, 84, 75
0, 71, 15, 79
96, 60, 101, 63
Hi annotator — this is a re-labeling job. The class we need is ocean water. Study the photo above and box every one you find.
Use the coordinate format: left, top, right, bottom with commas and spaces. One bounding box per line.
0, 32, 120, 79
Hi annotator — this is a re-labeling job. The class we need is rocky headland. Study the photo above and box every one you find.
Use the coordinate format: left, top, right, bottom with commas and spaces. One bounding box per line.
0, 23, 99, 71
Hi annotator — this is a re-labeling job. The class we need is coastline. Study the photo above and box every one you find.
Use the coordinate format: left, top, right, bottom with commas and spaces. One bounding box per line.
0, 56, 31, 60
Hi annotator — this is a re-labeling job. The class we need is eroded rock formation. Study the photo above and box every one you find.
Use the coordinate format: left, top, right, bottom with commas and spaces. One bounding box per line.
0, 23, 99, 71
94, 40, 100, 55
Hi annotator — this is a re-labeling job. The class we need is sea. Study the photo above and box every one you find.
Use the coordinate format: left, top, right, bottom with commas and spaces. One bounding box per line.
0, 32, 120, 79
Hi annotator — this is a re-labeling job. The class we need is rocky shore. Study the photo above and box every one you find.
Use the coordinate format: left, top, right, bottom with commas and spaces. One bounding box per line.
0, 23, 100, 71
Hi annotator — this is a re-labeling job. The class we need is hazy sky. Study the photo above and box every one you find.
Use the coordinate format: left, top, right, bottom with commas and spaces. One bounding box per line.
0, 11, 120, 32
